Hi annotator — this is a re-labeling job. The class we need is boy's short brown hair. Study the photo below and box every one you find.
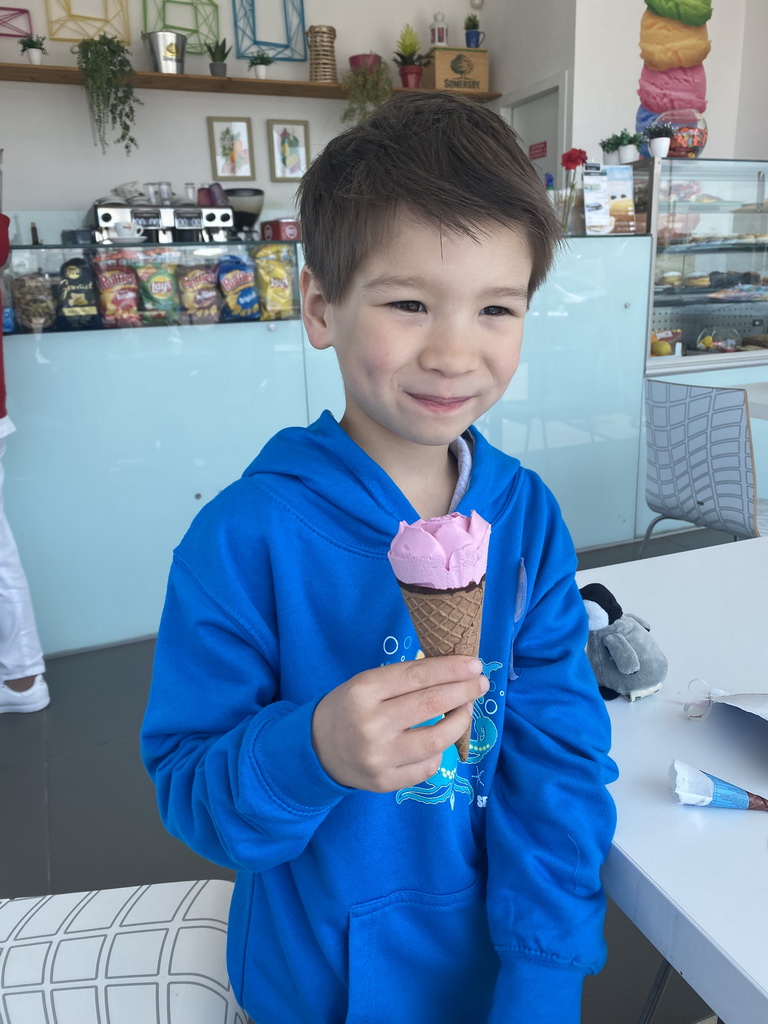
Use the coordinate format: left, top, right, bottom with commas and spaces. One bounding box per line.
297, 91, 562, 305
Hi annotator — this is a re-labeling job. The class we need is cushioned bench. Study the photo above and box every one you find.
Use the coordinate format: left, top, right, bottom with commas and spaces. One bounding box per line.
0, 878, 249, 1024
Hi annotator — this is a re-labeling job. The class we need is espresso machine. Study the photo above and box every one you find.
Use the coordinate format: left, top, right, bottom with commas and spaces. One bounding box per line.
87, 200, 235, 244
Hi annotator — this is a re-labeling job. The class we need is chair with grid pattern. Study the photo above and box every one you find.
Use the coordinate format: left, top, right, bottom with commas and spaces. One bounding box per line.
639, 379, 768, 558
0, 879, 251, 1024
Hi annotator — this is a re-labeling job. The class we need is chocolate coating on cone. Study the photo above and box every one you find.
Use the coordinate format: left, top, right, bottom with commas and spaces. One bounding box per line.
747, 791, 768, 811
400, 577, 485, 761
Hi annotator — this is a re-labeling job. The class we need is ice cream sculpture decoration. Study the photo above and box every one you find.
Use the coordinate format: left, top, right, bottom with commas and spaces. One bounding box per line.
671, 760, 768, 810
636, 0, 712, 157
388, 511, 490, 761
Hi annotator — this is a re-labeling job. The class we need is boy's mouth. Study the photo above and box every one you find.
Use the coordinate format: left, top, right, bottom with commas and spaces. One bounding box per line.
407, 393, 472, 413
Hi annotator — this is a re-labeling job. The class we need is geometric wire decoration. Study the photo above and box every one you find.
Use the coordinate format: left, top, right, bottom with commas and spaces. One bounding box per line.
45, 0, 130, 42
142, 0, 219, 55
0, 7, 32, 37
231, 0, 306, 61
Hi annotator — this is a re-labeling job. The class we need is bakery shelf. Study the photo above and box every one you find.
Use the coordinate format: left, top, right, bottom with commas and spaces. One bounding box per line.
0, 62, 501, 102
658, 241, 768, 254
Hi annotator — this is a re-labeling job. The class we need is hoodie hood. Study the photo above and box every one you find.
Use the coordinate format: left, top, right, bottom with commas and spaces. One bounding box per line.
242, 410, 523, 551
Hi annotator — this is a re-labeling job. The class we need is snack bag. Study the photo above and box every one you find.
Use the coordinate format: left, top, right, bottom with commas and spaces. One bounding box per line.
134, 261, 181, 326
253, 244, 295, 321
93, 251, 141, 328
11, 272, 57, 332
176, 264, 222, 324
217, 255, 260, 322
56, 257, 101, 331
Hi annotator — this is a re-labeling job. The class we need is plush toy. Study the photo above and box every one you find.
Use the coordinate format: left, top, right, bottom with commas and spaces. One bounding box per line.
580, 583, 668, 702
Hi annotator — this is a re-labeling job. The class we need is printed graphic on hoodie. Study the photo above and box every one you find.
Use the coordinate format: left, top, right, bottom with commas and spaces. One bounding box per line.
380, 632, 502, 809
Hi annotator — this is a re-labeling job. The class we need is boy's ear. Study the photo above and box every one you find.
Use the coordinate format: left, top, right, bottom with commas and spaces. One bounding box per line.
300, 266, 333, 351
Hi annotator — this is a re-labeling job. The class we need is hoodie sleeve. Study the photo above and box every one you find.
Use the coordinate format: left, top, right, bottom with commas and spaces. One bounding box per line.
141, 555, 351, 873
485, 490, 618, 1024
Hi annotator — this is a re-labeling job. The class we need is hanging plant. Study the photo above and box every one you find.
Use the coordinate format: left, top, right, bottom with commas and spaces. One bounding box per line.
75, 34, 141, 155
340, 59, 392, 124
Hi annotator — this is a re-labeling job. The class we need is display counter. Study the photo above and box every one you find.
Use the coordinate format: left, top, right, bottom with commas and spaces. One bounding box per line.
635, 157, 768, 373
4, 235, 654, 654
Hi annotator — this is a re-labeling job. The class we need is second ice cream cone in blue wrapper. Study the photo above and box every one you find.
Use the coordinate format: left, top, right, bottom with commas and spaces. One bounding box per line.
388, 511, 491, 762
670, 760, 768, 810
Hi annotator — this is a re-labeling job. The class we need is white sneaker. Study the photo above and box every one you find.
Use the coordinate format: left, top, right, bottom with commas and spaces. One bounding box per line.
0, 675, 50, 714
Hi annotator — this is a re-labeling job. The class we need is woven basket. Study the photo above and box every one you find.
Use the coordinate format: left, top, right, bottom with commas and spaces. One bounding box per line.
306, 24, 337, 82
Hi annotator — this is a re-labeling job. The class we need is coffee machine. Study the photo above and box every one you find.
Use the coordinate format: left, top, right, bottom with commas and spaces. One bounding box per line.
87, 200, 235, 244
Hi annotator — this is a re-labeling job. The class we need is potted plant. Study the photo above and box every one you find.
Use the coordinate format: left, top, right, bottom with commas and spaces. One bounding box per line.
599, 134, 622, 166
75, 34, 141, 154
616, 129, 644, 164
645, 121, 676, 158
340, 58, 392, 123
248, 50, 274, 80
206, 38, 231, 77
18, 34, 48, 65
463, 13, 484, 48
392, 24, 429, 88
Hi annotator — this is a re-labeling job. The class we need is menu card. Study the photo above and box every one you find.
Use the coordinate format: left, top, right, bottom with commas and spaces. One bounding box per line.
584, 164, 636, 236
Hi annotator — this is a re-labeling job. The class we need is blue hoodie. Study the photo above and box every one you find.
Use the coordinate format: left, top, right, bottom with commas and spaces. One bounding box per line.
141, 411, 617, 1024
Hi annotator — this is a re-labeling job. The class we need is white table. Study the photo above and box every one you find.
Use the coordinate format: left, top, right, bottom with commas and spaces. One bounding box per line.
745, 381, 768, 420
577, 539, 768, 1024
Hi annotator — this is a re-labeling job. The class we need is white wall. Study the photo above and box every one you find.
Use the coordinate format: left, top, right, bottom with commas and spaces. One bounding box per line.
734, 0, 768, 160
0, 0, 471, 222
572, 0, 748, 163
2, 0, 764, 226
483, 0, 575, 102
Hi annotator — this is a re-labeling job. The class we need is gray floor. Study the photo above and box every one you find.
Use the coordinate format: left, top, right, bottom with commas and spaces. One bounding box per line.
1, 526, 728, 1023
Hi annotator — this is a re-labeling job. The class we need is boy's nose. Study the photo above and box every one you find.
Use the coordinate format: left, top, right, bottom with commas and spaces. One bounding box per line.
418, 325, 479, 377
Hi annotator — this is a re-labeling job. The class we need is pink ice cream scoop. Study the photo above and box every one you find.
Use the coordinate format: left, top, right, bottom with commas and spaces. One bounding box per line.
638, 63, 707, 114
388, 511, 491, 762
387, 511, 491, 590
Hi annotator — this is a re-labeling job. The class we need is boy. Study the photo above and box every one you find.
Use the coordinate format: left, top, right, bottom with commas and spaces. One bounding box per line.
141, 93, 617, 1024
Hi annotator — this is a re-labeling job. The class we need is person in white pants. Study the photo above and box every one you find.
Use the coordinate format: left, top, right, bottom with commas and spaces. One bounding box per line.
0, 207, 49, 713
0, 424, 49, 713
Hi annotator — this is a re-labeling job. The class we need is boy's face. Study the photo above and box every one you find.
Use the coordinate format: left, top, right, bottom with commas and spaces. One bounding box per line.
301, 214, 532, 457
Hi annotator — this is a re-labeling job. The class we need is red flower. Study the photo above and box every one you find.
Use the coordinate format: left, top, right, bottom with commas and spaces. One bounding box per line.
561, 148, 588, 171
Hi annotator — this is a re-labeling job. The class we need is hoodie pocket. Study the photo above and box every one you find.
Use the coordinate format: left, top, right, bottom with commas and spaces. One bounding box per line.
346, 876, 497, 1024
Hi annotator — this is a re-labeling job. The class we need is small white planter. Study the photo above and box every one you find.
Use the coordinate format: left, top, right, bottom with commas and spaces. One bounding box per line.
253, 64, 268, 79
601, 150, 620, 166
618, 144, 640, 164
648, 136, 671, 158
26, 49, 43, 65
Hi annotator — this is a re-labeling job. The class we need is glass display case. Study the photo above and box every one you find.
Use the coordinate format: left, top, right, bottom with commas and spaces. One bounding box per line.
3, 240, 301, 334
634, 157, 768, 363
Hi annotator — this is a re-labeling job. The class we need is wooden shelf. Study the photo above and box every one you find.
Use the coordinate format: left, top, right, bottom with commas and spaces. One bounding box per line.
0, 62, 501, 102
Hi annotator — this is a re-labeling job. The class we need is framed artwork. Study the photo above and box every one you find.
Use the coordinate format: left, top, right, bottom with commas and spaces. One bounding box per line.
207, 116, 255, 181
267, 119, 310, 183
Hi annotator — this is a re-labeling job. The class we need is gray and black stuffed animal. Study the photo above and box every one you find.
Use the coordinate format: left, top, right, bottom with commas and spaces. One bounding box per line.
580, 583, 668, 702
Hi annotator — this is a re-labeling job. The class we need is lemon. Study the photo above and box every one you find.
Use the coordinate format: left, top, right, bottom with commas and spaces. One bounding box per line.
651, 339, 673, 356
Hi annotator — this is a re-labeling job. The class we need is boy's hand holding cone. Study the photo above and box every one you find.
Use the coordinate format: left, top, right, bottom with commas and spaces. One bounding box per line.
388, 511, 491, 761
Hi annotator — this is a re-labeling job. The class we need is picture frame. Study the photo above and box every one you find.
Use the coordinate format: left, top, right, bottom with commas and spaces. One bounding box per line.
207, 116, 255, 181
267, 119, 310, 183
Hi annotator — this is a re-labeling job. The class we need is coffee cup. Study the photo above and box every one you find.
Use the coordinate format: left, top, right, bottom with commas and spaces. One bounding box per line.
115, 222, 144, 238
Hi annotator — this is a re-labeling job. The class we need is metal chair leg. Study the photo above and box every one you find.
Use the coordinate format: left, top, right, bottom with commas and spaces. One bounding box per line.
637, 515, 673, 559
637, 958, 673, 1024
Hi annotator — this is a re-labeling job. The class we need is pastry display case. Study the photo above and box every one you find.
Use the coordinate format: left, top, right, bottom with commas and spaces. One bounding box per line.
3, 240, 301, 334
634, 157, 768, 363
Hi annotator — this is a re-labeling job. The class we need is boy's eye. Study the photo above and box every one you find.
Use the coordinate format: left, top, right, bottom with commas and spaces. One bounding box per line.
388, 300, 425, 313
481, 305, 513, 317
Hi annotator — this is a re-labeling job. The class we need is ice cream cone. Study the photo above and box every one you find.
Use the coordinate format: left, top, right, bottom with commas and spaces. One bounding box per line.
398, 577, 485, 761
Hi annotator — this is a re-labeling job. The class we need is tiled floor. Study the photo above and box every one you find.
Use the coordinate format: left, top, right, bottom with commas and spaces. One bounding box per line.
1, 526, 727, 1023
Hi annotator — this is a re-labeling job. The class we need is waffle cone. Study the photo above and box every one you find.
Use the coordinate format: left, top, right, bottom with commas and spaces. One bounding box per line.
399, 577, 485, 761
